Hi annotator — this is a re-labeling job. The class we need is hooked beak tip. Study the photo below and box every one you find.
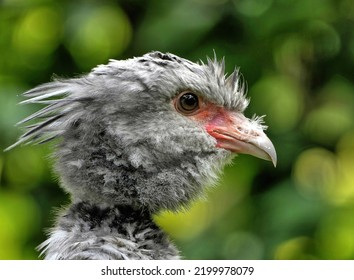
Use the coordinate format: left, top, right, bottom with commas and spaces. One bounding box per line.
265, 144, 277, 167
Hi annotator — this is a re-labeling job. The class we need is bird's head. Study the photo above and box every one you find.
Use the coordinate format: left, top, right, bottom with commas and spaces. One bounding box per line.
10, 51, 276, 212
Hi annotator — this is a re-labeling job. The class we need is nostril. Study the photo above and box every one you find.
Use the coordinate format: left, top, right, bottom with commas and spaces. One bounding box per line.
253, 131, 260, 137
237, 126, 250, 135
236, 126, 260, 137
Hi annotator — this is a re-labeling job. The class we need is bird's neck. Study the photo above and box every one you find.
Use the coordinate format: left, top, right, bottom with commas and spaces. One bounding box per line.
39, 201, 179, 259
55, 121, 230, 212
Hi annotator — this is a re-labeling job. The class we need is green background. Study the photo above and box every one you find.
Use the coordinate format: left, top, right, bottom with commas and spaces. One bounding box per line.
1, 0, 354, 260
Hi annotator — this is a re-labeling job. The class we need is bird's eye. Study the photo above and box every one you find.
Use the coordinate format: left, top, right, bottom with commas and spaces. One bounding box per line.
176, 92, 200, 115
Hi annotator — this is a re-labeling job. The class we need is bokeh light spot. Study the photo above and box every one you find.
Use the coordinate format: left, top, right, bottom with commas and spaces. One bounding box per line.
4, 146, 48, 189
135, 1, 221, 52
0, 191, 40, 259
222, 231, 264, 259
317, 210, 354, 259
154, 200, 212, 241
334, 131, 354, 205
304, 77, 354, 145
293, 148, 337, 201
65, 5, 132, 70
305, 104, 353, 145
233, 0, 273, 17
273, 34, 312, 81
274, 237, 314, 259
12, 7, 61, 56
249, 75, 304, 132
192, 0, 228, 5
305, 20, 341, 60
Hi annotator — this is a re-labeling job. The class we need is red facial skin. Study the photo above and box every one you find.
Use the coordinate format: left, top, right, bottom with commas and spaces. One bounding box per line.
174, 96, 277, 166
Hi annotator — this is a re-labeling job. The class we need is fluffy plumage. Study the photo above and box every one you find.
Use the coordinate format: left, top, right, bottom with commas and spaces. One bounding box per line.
9, 51, 275, 259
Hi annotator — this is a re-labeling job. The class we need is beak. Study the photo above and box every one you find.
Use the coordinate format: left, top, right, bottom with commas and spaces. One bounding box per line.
206, 112, 277, 167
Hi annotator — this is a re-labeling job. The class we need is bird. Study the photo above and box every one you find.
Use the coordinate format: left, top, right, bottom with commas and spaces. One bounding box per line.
8, 51, 276, 260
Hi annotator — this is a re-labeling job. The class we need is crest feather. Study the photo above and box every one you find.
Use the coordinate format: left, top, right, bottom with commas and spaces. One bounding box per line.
5, 80, 90, 151
206, 53, 248, 110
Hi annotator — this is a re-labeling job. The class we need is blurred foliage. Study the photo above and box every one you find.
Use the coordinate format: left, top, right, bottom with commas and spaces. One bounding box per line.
1, 0, 354, 260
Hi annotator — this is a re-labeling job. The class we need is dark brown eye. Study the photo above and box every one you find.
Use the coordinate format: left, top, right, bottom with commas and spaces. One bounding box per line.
176, 92, 200, 115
